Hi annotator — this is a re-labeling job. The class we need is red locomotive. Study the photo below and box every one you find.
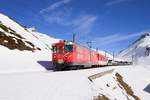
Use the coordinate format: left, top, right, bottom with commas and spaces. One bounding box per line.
52, 40, 108, 70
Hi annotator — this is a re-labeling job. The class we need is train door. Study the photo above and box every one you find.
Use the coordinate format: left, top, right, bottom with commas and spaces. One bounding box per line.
97, 54, 100, 65
87, 50, 91, 66
77, 47, 82, 64
57, 44, 64, 61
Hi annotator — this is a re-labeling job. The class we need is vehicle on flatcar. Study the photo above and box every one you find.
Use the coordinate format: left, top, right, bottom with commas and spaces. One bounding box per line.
52, 40, 108, 70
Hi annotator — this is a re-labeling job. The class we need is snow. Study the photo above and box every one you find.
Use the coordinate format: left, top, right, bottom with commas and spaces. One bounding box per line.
116, 66, 150, 100
0, 13, 59, 73
0, 13, 59, 51
0, 45, 44, 73
93, 73, 131, 100
116, 34, 150, 97
118, 32, 150, 63
0, 71, 94, 100
75, 65, 150, 100
136, 56, 150, 70
0, 66, 149, 100
1, 13, 150, 100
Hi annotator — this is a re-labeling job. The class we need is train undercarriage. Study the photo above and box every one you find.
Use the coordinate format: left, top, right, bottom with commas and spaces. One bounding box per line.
53, 61, 132, 71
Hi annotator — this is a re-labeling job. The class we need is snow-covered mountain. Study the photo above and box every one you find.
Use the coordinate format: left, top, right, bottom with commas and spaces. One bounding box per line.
118, 32, 150, 64
1, 13, 150, 100
0, 13, 60, 51
0, 13, 59, 73
0, 13, 114, 73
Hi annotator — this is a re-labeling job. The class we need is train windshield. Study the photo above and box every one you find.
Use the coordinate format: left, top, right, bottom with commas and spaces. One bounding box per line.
52, 46, 57, 53
59, 47, 63, 54
65, 45, 73, 52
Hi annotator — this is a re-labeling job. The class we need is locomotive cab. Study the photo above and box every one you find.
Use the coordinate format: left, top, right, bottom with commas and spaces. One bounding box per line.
52, 41, 74, 70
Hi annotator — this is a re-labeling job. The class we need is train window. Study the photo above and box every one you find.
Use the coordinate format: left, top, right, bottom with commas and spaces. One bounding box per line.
52, 46, 57, 53
59, 47, 63, 54
65, 45, 73, 52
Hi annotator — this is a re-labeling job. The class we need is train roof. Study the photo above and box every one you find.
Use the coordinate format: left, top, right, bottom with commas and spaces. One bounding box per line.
53, 40, 101, 53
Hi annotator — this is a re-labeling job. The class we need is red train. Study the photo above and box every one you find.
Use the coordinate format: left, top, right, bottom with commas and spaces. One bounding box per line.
52, 40, 108, 70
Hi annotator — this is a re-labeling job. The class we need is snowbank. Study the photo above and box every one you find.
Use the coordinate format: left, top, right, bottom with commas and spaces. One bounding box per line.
0, 65, 150, 100
0, 70, 94, 100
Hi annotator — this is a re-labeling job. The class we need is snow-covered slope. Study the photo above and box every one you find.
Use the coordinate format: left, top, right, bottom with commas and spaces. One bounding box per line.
0, 13, 59, 73
0, 65, 149, 100
118, 32, 150, 63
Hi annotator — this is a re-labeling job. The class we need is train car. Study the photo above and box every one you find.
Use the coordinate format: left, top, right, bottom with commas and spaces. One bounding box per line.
52, 40, 108, 70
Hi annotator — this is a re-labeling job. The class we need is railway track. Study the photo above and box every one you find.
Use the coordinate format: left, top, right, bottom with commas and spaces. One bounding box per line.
53, 63, 132, 71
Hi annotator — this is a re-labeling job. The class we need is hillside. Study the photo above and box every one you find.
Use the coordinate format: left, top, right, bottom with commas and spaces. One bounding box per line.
0, 13, 59, 73
118, 32, 150, 64
0, 13, 114, 73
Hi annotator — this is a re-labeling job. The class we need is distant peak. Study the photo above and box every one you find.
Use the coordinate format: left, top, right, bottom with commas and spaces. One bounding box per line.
131, 32, 150, 45
141, 32, 150, 38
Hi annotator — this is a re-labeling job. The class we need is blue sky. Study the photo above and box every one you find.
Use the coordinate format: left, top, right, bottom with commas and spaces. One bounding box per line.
1, 0, 150, 54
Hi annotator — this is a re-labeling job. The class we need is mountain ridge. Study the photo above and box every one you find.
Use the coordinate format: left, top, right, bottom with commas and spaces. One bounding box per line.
118, 32, 150, 63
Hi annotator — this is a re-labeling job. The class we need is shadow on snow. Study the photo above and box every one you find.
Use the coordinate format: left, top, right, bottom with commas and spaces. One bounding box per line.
144, 83, 150, 94
37, 61, 54, 70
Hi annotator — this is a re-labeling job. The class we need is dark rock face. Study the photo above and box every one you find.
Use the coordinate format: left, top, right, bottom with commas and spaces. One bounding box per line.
0, 31, 34, 51
0, 23, 41, 51
145, 47, 150, 56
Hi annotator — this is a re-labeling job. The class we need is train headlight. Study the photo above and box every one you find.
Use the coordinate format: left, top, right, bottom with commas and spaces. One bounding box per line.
58, 59, 64, 64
